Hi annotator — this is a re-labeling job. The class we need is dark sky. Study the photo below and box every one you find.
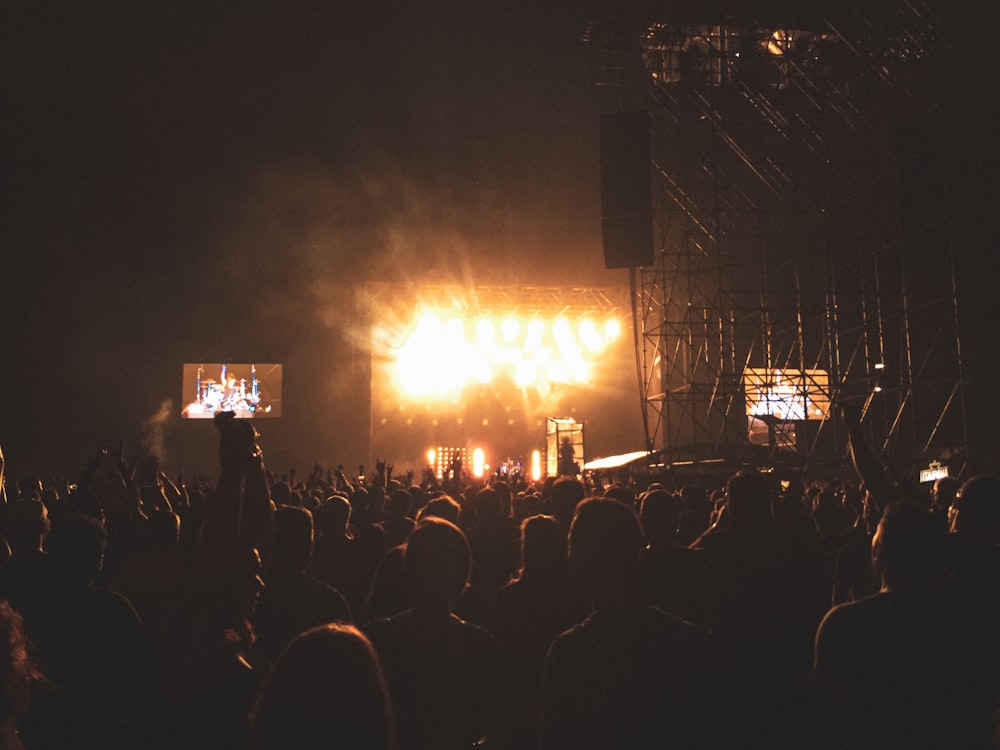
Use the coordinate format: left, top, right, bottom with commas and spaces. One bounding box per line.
2, 0, 619, 477
3, 0, 998, 478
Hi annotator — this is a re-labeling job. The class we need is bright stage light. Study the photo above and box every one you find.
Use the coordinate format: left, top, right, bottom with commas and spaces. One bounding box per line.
391, 307, 625, 400
476, 319, 496, 348
531, 450, 542, 482
472, 448, 485, 478
526, 319, 544, 346
579, 319, 604, 352
445, 317, 465, 343
501, 318, 519, 343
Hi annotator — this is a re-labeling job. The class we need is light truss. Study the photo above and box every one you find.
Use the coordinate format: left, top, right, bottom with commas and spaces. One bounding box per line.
591, 1, 969, 478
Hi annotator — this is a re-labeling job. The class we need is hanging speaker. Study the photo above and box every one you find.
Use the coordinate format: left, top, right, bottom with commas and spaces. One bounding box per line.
600, 110, 654, 269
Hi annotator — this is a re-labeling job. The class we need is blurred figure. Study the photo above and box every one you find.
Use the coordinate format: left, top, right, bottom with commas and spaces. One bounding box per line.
541, 498, 717, 750
814, 501, 999, 749
549, 478, 585, 534
690, 469, 824, 745
362, 495, 462, 625
638, 489, 709, 628
17, 515, 163, 750
459, 486, 519, 625
368, 518, 497, 750
489, 514, 588, 750
378, 490, 415, 550
251, 623, 395, 750
0, 601, 42, 750
308, 495, 354, 594
931, 474, 960, 530
943, 474, 1000, 630
0, 500, 52, 613
252, 506, 351, 670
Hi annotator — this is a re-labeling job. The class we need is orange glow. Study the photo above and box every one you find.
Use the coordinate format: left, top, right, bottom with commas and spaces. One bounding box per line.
531, 450, 542, 482
472, 448, 486, 478
391, 308, 623, 400
426, 448, 436, 468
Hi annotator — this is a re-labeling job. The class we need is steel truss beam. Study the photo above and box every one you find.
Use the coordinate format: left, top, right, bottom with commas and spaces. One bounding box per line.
592, 1, 968, 478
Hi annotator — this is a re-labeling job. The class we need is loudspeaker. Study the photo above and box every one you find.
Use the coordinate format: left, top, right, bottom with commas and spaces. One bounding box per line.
600, 110, 654, 269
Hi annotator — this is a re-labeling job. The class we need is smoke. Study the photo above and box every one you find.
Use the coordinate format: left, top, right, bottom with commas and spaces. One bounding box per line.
140, 399, 174, 463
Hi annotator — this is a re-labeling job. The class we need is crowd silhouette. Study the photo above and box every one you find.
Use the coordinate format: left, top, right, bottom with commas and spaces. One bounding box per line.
0, 409, 997, 749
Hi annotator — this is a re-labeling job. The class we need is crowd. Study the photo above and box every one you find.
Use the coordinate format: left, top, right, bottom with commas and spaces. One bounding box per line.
0, 409, 996, 749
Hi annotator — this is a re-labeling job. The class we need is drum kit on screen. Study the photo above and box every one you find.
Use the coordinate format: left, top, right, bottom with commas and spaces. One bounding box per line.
184, 365, 271, 417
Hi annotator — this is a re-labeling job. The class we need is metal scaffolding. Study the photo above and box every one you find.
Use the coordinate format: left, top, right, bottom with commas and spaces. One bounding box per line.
590, 2, 969, 479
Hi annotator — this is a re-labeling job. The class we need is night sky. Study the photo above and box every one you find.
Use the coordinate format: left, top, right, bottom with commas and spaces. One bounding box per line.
3, 1, 999, 480
3, 0, 618, 478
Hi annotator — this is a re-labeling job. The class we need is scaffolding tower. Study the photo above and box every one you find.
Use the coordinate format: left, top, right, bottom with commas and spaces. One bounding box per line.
589, 2, 969, 479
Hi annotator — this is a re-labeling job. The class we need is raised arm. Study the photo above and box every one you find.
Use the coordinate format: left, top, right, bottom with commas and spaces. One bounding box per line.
200, 412, 274, 567
840, 402, 895, 507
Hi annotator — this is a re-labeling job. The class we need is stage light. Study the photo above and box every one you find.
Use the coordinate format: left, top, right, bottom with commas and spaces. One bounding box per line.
531, 450, 542, 482
426, 448, 436, 468
526, 319, 544, 347
501, 317, 519, 344
390, 307, 626, 400
874, 363, 885, 370
579, 319, 604, 352
476, 319, 496, 348
514, 360, 539, 388
472, 448, 485, 478
553, 318, 572, 347
445, 317, 465, 344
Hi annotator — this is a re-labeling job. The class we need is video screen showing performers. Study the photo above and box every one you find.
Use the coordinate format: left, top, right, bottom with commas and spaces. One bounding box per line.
181, 363, 282, 419
743, 367, 830, 421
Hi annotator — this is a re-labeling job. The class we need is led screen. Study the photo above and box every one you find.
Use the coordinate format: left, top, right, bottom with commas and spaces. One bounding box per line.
181, 363, 282, 419
743, 368, 830, 421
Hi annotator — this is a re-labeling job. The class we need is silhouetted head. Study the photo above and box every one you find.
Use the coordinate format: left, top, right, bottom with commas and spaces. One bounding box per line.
385, 490, 412, 521
45, 514, 107, 586
472, 487, 502, 525
271, 482, 291, 506
949, 474, 1000, 543
519, 514, 567, 580
932, 475, 961, 511
812, 487, 850, 540
186, 544, 264, 637
145, 509, 181, 548
251, 623, 395, 750
724, 470, 774, 527
491, 480, 512, 517
317, 495, 352, 537
603, 484, 635, 508
417, 495, 461, 525
407, 485, 426, 516
16, 477, 42, 503
872, 501, 944, 590
679, 484, 707, 510
2, 500, 50, 552
272, 506, 314, 574
551, 478, 586, 525
639, 489, 679, 547
569, 498, 644, 604
404, 517, 470, 608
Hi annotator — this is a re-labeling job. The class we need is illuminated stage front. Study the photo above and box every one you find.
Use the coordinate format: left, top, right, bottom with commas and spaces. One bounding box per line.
368, 285, 640, 474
